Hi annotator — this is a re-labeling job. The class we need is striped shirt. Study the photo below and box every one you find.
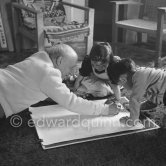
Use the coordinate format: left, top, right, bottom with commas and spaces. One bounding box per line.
131, 67, 166, 105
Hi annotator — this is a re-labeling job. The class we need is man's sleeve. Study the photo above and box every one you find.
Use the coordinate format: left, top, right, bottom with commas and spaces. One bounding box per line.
79, 55, 93, 77
40, 68, 109, 115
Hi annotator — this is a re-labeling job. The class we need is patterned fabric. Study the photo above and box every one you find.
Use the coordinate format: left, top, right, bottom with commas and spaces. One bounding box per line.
44, 24, 89, 45
76, 73, 113, 98
18, 0, 90, 46
19, 0, 66, 29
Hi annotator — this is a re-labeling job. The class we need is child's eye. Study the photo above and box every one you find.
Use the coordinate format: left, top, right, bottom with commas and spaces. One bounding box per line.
101, 60, 107, 64
91, 59, 107, 64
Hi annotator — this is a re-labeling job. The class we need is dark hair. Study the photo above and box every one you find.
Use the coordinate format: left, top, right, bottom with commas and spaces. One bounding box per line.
107, 58, 136, 84
89, 42, 113, 62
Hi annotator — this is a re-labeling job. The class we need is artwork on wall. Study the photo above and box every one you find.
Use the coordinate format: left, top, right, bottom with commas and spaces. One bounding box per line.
0, 11, 7, 50
0, 0, 14, 52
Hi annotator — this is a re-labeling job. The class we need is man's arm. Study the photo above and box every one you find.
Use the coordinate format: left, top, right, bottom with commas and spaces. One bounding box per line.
40, 68, 113, 116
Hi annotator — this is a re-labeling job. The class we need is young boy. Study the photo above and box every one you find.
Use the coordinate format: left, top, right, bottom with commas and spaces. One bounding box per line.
107, 58, 166, 126
74, 42, 121, 100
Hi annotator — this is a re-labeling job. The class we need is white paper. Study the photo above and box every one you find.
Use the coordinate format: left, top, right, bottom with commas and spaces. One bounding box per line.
29, 101, 153, 149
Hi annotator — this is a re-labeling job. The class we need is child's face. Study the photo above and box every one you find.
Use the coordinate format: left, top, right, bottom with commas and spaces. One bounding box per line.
54, 0, 60, 6
91, 56, 110, 71
117, 74, 127, 87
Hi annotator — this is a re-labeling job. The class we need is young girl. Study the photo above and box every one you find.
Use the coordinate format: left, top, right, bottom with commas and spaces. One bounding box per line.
74, 42, 121, 100
107, 58, 166, 126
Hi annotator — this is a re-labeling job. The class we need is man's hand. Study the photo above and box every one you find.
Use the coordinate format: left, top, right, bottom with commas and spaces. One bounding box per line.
101, 102, 121, 116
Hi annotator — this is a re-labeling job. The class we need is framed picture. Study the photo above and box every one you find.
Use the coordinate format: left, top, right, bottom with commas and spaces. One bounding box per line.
0, 10, 7, 50
0, 0, 14, 52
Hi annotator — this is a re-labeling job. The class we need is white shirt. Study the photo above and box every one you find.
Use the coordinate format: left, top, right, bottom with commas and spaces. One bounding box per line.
0, 51, 109, 117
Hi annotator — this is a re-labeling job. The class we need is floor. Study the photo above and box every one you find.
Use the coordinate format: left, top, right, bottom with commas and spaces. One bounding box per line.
0, 43, 157, 68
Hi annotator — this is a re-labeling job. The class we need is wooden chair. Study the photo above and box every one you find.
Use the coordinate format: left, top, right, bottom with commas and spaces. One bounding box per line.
111, 0, 166, 67
11, 1, 94, 57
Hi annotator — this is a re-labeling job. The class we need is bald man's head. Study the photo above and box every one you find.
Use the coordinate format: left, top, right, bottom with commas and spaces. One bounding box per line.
46, 44, 78, 79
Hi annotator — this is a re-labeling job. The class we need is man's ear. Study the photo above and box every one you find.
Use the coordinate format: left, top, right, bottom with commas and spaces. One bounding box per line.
56, 56, 63, 67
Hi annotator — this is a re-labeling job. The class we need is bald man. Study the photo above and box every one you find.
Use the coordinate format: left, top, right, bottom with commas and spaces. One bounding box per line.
0, 44, 120, 119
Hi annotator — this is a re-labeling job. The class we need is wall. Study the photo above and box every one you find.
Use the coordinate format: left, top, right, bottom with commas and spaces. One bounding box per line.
63, 0, 85, 23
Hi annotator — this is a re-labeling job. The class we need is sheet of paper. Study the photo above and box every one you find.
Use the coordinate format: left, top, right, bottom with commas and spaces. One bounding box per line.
29, 100, 155, 149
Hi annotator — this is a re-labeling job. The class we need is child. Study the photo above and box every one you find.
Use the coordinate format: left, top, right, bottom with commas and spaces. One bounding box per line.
74, 42, 121, 100
107, 58, 166, 126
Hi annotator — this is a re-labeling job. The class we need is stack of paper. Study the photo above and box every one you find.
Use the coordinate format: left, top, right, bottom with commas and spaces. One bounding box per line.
29, 101, 159, 149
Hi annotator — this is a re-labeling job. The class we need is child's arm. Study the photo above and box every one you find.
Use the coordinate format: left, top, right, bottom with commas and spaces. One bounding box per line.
73, 74, 84, 91
120, 97, 141, 126
129, 97, 141, 121
73, 55, 92, 91
109, 83, 121, 101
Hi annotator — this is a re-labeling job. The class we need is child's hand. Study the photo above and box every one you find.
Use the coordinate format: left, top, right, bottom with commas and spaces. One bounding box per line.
104, 96, 116, 105
73, 75, 83, 92
120, 116, 133, 126
73, 80, 80, 92
119, 97, 129, 111
120, 116, 141, 126
119, 96, 129, 105
123, 103, 130, 111
108, 103, 122, 116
